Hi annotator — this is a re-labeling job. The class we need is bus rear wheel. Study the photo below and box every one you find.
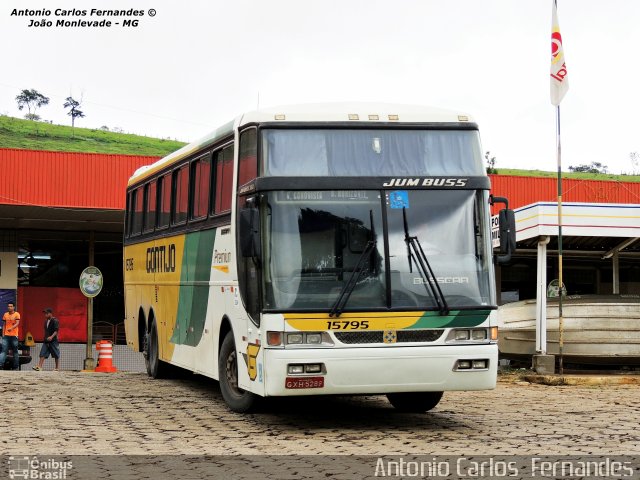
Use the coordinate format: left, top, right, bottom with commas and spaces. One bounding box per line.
218, 332, 257, 413
386, 391, 443, 412
145, 319, 169, 379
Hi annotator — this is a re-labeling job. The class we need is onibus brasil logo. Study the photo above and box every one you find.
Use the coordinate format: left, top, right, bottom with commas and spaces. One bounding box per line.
8, 456, 73, 479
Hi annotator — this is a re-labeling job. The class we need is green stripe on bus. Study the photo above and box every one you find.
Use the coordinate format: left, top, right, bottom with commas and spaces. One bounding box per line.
410, 310, 490, 329
171, 229, 216, 346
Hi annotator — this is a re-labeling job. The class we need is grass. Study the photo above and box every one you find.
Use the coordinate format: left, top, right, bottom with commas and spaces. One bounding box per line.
0, 115, 187, 156
495, 168, 640, 182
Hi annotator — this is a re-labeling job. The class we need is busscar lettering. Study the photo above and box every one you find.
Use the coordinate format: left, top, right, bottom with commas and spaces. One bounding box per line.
146, 244, 177, 273
413, 276, 470, 284
382, 178, 468, 188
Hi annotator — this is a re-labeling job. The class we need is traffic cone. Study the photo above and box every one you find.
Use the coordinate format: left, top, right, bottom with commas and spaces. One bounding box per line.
95, 340, 118, 373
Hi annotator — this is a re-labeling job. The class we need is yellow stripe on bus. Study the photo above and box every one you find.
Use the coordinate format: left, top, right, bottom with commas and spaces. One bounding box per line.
284, 312, 422, 331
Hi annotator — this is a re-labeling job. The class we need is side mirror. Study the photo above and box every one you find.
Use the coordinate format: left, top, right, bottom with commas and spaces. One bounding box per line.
497, 208, 516, 263
490, 195, 516, 264
239, 206, 261, 260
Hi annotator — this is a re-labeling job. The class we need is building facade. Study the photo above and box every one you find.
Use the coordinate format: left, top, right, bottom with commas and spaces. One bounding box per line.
0, 147, 638, 343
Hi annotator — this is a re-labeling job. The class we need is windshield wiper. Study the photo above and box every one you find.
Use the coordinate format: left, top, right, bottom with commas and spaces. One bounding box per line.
329, 239, 377, 318
402, 208, 449, 315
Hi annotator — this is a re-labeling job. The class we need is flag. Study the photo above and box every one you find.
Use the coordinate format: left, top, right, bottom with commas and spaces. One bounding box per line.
550, 0, 569, 105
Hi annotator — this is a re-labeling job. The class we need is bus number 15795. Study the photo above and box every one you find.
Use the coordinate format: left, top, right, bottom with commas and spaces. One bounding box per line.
326, 320, 370, 330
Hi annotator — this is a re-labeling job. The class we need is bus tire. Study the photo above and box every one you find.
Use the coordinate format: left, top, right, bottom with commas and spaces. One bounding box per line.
386, 391, 443, 412
145, 319, 169, 379
218, 332, 257, 413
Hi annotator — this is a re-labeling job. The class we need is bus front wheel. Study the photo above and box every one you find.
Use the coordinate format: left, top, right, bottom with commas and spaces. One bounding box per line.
386, 391, 443, 413
218, 332, 257, 413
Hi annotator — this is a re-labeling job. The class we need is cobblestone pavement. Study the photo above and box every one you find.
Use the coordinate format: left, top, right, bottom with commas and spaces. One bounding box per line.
0, 371, 638, 456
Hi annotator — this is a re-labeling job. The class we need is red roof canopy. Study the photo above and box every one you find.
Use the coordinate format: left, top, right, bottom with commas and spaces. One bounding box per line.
0, 148, 158, 210
489, 174, 640, 212
1, 149, 638, 211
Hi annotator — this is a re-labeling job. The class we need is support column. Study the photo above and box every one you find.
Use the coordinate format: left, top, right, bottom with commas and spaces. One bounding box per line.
535, 236, 550, 353
83, 231, 95, 371
612, 251, 620, 295
533, 236, 555, 374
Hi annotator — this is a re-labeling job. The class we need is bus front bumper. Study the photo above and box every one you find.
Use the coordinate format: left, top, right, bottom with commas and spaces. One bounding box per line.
262, 344, 497, 397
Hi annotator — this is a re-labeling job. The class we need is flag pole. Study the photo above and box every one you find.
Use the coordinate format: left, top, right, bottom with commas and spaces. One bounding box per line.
556, 104, 564, 375
551, 0, 568, 375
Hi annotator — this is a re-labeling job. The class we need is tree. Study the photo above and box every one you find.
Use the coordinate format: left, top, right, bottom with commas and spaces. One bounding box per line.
15, 89, 50, 119
568, 162, 608, 174
485, 151, 497, 174
63, 96, 85, 129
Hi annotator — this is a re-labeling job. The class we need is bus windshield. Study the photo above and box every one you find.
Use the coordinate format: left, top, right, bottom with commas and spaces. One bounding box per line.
261, 129, 484, 177
261, 190, 494, 312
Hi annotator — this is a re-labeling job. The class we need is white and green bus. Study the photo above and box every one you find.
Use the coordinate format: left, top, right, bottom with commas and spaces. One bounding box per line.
124, 103, 515, 412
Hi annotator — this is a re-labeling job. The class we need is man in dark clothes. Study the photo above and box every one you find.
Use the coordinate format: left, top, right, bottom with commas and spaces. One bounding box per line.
33, 308, 60, 371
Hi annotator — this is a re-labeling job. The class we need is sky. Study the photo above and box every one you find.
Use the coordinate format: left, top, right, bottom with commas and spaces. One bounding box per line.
2, 0, 639, 174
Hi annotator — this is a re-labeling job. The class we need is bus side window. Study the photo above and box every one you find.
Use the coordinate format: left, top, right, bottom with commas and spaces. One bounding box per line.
238, 128, 257, 187
157, 174, 171, 229
191, 154, 211, 220
130, 187, 144, 236
213, 145, 233, 215
172, 165, 189, 225
143, 181, 157, 232
125, 191, 133, 237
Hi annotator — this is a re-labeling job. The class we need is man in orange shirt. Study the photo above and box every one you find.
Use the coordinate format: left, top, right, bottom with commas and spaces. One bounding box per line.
0, 302, 21, 370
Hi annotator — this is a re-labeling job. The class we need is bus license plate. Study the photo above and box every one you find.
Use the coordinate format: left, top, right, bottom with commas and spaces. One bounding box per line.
285, 376, 324, 389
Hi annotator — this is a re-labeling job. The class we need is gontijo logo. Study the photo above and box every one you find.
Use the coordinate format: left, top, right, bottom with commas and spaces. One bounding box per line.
146, 244, 177, 273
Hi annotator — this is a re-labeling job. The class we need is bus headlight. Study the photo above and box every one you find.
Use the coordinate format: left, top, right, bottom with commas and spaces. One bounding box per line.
455, 330, 471, 341
446, 328, 494, 344
454, 359, 489, 371
287, 333, 303, 344
472, 360, 488, 369
272, 332, 334, 347
306, 333, 322, 344
471, 329, 487, 340
287, 363, 325, 375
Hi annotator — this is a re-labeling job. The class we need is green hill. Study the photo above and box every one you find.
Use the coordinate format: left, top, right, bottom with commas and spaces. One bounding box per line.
0, 115, 187, 156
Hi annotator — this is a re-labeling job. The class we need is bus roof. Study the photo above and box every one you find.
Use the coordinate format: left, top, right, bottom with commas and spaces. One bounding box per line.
237, 102, 474, 125
128, 102, 475, 186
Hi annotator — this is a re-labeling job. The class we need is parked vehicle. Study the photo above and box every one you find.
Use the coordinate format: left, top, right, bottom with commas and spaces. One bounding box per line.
1, 341, 32, 370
